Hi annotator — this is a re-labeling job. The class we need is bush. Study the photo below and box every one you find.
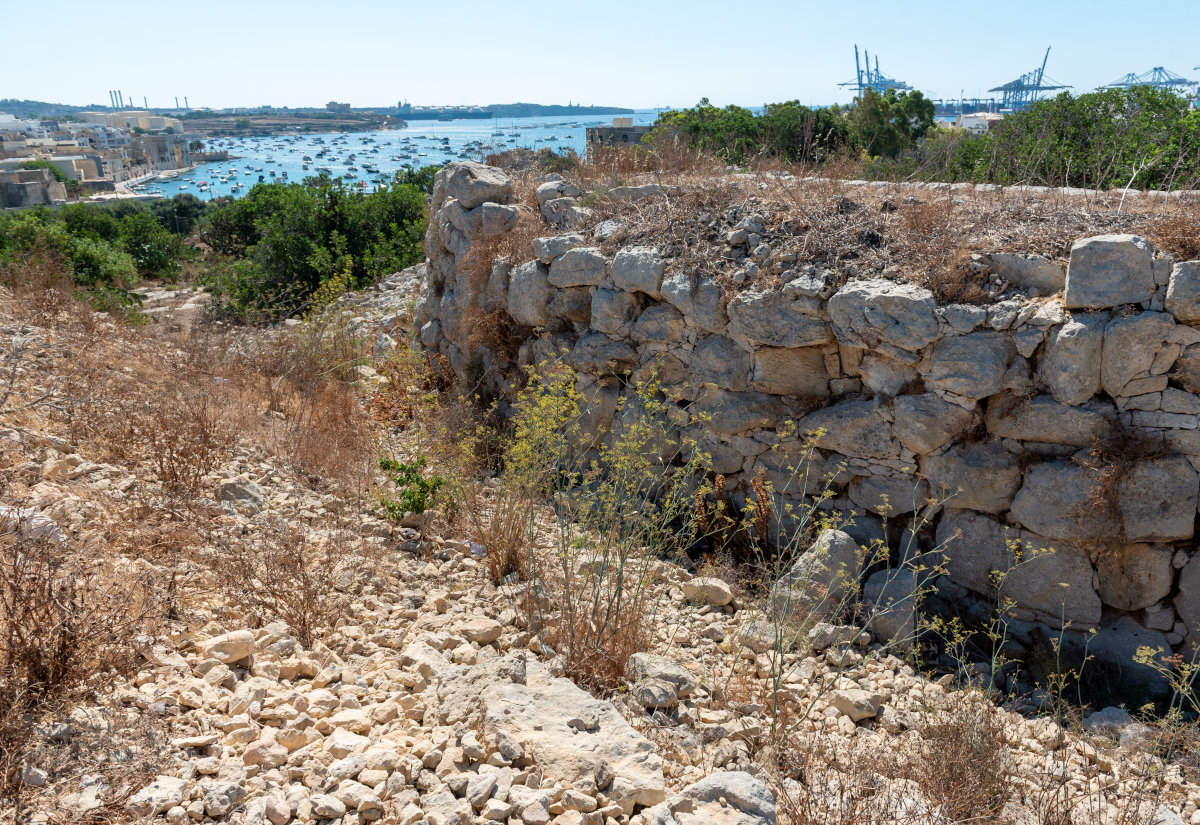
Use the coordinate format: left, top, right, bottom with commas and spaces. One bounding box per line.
379, 455, 448, 518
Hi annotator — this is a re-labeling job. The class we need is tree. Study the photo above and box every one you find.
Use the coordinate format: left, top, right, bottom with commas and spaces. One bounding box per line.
188, 139, 204, 153
848, 89, 935, 159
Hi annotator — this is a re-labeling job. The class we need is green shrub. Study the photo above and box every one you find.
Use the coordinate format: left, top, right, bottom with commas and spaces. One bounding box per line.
379, 456, 447, 518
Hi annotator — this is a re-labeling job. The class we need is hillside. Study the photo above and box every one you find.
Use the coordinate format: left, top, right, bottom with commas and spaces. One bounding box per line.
2, 160, 1200, 825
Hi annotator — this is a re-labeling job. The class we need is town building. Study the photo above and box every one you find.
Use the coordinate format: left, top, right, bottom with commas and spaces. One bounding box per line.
585, 119, 653, 159
0, 167, 67, 207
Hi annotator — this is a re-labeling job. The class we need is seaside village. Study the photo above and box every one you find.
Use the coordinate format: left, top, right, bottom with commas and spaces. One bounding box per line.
0, 110, 192, 207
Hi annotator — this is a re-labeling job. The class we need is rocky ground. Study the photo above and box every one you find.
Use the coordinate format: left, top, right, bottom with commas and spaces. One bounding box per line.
2, 274, 1200, 825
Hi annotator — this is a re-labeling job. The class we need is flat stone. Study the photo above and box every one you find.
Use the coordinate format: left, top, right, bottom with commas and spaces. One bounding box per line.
750, 346, 829, 396
127, 776, 188, 817
440, 161, 513, 209
1101, 311, 1174, 397
625, 653, 697, 697
199, 630, 256, 664
985, 393, 1115, 446
847, 474, 929, 515
986, 253, 1065, 296
831, 689, 882, 721
459, 617, 503, 645
1064, 234, 1156, 309
532, 233, 586, 262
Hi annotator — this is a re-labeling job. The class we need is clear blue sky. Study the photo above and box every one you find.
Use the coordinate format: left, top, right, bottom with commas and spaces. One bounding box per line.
4, 0, 1199, 110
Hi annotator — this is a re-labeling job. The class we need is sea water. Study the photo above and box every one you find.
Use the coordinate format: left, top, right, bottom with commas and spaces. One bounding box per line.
144, 111, 661, 200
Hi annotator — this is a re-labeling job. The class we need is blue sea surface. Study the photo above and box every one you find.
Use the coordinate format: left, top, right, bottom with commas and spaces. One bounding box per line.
141, 111, 661, 200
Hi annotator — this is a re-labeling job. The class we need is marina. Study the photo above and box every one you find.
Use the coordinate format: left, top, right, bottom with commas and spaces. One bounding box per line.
138, 111, 659, 200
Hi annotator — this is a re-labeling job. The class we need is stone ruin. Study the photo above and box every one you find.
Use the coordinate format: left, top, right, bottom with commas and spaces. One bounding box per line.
415, 161, 1200, 700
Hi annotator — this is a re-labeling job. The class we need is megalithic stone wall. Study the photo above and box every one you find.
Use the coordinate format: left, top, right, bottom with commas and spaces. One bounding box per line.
415, 162, 1200, 693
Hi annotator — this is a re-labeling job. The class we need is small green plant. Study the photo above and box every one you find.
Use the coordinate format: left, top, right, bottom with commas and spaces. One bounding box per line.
379, 455, 447, 518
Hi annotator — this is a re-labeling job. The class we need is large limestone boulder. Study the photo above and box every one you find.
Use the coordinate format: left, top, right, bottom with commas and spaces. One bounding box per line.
892, 393, 974, 454
750, 347, 830, 396
797, 399, 899, 460
1165, 261, 1200, 322
1009, 461, 1113, 541
591, 288, 638, 337
1095, 543, 1175, 611
1038, 313, 1106, 405
848, 474, 929, 515
921, 440, 1021, 513
691, 335, 752, 390
925, 332, 1013, 401
661, 272, 728, 333
507, 261, 553, 327
440, 161, 513, 209
827, 280, 939, 357
1063, 235, 1156, 309
693, 387, 791, 436
769, 529, 863, 622
569, 333, 638, 375
864, 568, 918, 647
935, 510, 1101, 626
727, 289, 831, 348
1011, 457, 1197, 543
549, 247, 607, 288
631, 304, 685, 346
483, 662, 665, 814
1084, 615, 1173, 698
611, 246, 665, 297
985, 393, 1115, 446
1101, 311, 1175, 398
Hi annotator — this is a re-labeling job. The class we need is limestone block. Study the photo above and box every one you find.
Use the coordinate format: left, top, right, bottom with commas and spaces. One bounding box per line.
827, 279, 939, 355
926, 332, 1012, 401
1038, 313, 1106, 405
507, 261, 553, 327
985, 393, 1115, 446
693, 387, 790, 436
935, 510, 1101, 626
532, 232, 586, 262
1117, 456, 1198, 542
548, 247, 607, 288
1173, 344, 1200, 393
727, 289, 831, 348
863, 568, 918, 647
660, 272, 727, 333
1175, 553, 1200, 651
750, 347, 830, 396
1085, 615, 1173, 697
691, 335, 751, 390
769, 529, 863, 622
610, 246, 665, 297
1095, 543, 1174, 611
1009, 461, 1112, 540
547, 287, 591, 324
568, 333, 638, 375
590, 288, 638, 337
798, 399, 899, 460
848, 474, 929, 515
441, 161, 513, 209
986, 252, 1066, 296
1101, 311, 1175, 397
859, 354, 918, 396
631, 304, 685, 345
535, 179, 581, 206
892, 393, 974, 454
1063, 234, 1156, 309
1165, 261, 1200, 322
921, 440, 1021, 513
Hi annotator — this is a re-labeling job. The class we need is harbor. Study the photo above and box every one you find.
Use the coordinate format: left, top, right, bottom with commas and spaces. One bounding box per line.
137, 111, 659, 200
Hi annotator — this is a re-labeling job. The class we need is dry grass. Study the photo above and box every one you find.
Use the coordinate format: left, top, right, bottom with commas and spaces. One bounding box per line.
0, 532, 167, 802
548, 144, 1195, 303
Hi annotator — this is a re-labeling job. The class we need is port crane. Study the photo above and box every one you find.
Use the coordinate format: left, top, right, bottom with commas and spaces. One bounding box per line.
1102, 66, 1197, 92
987, 47, 1071, 110
838, 45, 911, 96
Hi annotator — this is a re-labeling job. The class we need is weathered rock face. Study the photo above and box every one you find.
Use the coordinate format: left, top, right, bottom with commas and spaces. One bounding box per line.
1063, 234, 1155, 308
418, 165, 1200, 679
482, 661, 666, 813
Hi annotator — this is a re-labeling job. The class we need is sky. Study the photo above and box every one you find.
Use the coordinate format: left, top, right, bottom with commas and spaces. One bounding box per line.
4, 0, 1200, 110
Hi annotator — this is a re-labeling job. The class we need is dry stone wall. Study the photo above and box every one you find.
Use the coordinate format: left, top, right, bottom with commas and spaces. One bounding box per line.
416, 162, 1200, 693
